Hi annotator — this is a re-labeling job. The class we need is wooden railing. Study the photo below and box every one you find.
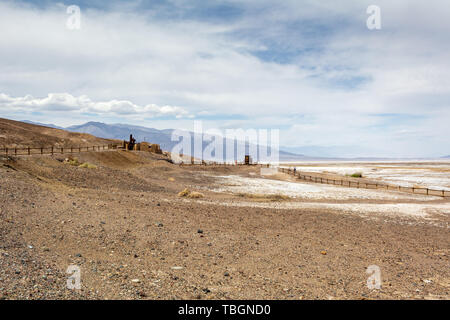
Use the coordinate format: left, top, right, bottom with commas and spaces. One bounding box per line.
279, 167, 450, 198
1, 144, 118, 156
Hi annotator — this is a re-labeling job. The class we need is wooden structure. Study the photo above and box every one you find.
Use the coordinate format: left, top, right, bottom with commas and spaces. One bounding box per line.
134, 141, 162, 154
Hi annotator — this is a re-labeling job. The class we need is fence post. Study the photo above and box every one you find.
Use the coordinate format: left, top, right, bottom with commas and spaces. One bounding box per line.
5, 147, 8, 156
41, 147, 43, 155
15, 148, 17, 155
51, 147, 53, 155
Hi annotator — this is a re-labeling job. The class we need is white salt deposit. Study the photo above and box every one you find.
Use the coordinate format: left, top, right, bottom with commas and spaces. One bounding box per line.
285, 162, 450, 191
211, 175, 439, 201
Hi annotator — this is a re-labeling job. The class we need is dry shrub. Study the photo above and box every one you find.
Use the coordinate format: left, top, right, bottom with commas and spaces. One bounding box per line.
78, 162, 97, 169
64, 157, 97, 169
64, 157, 80, 166
178, 188, 191, 197
178, 188, 204, 198
187, 191, 204, 199
237, 193, 290, 201
348, 172, 363, 178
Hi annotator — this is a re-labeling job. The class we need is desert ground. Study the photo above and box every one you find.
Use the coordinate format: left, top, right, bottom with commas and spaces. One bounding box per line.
0, 120, 449, 300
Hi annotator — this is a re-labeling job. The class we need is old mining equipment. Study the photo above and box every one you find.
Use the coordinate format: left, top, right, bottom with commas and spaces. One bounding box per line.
244, 155, 252, 165
125, 134, 136, 151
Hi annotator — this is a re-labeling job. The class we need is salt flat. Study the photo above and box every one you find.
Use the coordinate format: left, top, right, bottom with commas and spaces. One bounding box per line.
282, 161, 450, 191
206, 174, 450, 220
210, 174, 441, 201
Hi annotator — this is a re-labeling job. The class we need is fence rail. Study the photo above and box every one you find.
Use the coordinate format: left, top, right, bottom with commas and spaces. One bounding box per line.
279, 167, 450, 198
1, 144, 118, 156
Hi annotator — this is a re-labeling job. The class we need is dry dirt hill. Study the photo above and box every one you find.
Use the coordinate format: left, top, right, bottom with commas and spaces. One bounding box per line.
0, 118, 117, 148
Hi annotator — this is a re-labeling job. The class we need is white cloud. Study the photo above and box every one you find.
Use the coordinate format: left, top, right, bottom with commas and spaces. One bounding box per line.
0, 93, 190, 118
0, 1, 449, 157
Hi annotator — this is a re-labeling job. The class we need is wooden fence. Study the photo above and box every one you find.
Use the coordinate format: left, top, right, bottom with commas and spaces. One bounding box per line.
279, 167, 450, 198
177, 162, 266, 167
1, 144, 118, 156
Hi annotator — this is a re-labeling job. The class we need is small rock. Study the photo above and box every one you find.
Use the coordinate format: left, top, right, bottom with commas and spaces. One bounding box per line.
156, 223, 163, 227
131, 279, 140, 283
75, 253, 82, 257
137, 291, 147, 297
197, 229, 203, 234
320, 251, 327, 255
224, 272, 230, 277
171, 266, 183, 270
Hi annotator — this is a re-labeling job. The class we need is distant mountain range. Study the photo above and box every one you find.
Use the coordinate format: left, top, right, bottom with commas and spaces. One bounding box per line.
24, 120, 306, 161
23, 120, 450, 160
67, 122, 175, 149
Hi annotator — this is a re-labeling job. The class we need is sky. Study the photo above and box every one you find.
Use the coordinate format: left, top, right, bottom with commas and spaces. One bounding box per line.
0, 0, 449, 158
